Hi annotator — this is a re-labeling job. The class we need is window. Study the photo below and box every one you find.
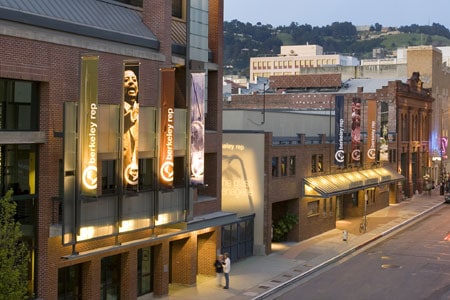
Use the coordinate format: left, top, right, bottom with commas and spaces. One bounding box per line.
307, 200, 319, 217
0, 79, 39, 130
173, 156, 185, 187
101, 160, 116, 194
101, 255, 121, 300
272, 157, 279, 177
138, 158, 154, 191
280, 156, 287, 176
172, 0, 183, 19
138, 247, 154, 296
289, 156, 295, 175
312, 154, 323, 173
1, 144, 37, 196
58, 265, 81, 300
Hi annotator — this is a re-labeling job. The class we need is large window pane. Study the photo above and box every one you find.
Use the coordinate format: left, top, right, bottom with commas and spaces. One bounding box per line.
0, 79, 39, 130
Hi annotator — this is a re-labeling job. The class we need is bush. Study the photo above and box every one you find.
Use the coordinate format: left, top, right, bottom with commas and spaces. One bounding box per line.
272, 213, 298, 242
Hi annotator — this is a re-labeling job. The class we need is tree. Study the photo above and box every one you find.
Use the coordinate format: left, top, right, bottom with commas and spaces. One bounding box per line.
0, 189, 29, 300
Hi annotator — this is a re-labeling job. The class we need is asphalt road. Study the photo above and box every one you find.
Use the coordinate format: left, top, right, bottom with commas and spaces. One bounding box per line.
271, 205, 450, 300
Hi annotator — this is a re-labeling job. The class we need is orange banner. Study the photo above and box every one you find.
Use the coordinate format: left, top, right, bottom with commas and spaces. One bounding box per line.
159, 68, 176, 187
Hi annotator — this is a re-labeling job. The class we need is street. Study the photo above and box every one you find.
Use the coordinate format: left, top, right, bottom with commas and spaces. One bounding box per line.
271, 205, 450, 300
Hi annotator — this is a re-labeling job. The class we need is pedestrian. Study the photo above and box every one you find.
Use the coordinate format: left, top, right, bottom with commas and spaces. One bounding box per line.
214, 254, 224, 287
222, 252, 231, 289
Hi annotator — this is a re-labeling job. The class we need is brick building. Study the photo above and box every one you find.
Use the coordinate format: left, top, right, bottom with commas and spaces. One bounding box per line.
223, 73, 433, 254
0, 0, 253, 299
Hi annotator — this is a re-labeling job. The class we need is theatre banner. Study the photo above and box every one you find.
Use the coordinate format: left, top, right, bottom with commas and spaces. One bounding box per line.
80, 56, 99, 196
123, 63, 140, 189
190, 73, 205, 185
334, 95, 345, 166
351, 97, 361, 163
159, 68, 176, 187
366, 99, 376, 163
379, 102, 389, 161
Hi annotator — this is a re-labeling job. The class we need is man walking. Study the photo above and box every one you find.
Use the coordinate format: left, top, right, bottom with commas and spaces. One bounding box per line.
223, 252, 231, 289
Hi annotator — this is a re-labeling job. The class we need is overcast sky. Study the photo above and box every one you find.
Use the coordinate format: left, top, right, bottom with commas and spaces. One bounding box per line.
224, 0, 450, 29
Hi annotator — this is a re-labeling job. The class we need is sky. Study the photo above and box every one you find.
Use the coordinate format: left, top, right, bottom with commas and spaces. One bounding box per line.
224, 0, 450, 30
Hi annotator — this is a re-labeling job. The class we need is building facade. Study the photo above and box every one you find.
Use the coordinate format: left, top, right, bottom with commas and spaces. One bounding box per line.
249, 45, 360, 83
0, 0, 244, 299
223, 73, 433, 253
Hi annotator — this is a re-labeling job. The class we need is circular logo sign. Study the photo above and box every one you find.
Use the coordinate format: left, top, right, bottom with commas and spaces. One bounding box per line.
82, 165, 98, 190
160, 161, 174, 183
335, 150, 345, 163
367, 148, 376, 160
352, 149, 361, 161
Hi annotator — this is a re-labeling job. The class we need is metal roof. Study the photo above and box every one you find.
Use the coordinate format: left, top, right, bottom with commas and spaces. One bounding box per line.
303, 166, 404, 198
338, 78, 407, 94
0, 0, 159, 49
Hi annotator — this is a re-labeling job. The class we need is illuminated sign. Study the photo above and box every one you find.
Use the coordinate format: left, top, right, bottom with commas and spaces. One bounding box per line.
159, 68, 176, 187
367, 99, 376, 162
80, 56, 99, 196
123, 63, 140, 188
335, 95, 345, 165
351, 97, 361, 162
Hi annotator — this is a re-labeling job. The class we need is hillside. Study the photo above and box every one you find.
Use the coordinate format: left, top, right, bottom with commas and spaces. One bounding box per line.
224, 20, 450, 77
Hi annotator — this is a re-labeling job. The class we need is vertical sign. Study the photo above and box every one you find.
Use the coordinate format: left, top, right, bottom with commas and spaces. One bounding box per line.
366, 100, 377, 163
334, 95, 345, 166
159, 68, 176, 187
379, 102, 389, 161
80, 56, 99, 196
441, 137, 448, 159
190, 73, 205, 185
123, 63, 140, 189
351, 97, 361, 163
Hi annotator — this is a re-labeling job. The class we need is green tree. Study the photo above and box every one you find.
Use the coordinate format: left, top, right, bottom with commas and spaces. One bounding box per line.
0, 189, 29, 300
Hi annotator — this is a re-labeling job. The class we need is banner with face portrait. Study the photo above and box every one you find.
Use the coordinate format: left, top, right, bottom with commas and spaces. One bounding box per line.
351, 97, 361, 163
123, 63, 140, 189
80, 56, 99, 196
159, 68, 176, 188
334, 95, 345, 166
366, 99, 376, 163
190, 73, 205, 185
379, 102, 389, 161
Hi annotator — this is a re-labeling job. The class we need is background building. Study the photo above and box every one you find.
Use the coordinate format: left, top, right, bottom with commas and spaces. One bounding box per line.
223, 72, 433, 254
249, 44, 360, 82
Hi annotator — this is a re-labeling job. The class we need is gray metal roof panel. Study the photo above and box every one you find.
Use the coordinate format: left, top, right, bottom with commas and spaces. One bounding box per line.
338, 78, 407, 94
0, 0, 159, 49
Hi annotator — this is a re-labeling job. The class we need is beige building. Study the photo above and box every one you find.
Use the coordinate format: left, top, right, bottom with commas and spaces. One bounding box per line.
249, 44, 359, 82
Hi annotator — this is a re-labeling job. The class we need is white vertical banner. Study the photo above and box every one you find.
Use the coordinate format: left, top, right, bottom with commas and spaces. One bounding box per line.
190, 73, 205, 185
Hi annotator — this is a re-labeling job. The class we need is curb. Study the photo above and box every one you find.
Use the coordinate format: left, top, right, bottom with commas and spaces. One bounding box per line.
251, 201, 444, 300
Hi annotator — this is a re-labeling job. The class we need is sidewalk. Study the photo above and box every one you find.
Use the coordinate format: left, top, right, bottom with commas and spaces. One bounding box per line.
164, 191, 445, 300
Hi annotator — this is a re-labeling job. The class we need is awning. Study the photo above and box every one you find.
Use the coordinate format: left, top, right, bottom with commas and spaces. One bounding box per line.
303, 166, 404, 198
